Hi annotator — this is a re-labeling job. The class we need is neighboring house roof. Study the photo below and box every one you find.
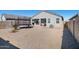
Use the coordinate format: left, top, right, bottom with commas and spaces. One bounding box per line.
1, 14, 31, 20
2, 14, 18, 20
31, 11, 64, 20
69, 14, 79, 20
18, 16, 31, 20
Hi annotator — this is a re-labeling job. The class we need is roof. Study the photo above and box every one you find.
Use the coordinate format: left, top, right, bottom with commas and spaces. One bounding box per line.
2, 14, 31, 20
69, 14, 79, 20
2, 14, 18, 19
32, 10, 63, 18
18, 16, 31, 20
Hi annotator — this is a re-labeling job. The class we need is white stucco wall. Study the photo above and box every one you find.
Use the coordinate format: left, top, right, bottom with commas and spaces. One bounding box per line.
31, 12, 64, 28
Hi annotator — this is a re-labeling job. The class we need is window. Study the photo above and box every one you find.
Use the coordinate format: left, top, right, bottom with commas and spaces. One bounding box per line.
48, 18, 50, 23
33, 19, 39, 24
41, 18, 46, 23
56, 18, 60, 23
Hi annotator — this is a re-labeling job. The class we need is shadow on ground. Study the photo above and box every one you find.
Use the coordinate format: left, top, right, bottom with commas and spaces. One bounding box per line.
0, 37, 19, 49
61, 27, 79, 49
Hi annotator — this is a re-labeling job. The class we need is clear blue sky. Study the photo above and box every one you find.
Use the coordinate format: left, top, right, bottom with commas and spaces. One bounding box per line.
0, 10, 79, 21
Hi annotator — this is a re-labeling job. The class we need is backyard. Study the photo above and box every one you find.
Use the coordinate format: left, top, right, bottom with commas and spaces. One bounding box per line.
0, 26, 63, 49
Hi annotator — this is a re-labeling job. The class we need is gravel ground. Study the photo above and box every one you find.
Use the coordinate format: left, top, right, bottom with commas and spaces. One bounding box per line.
61, 28, 79, 49
0, 26, 63, 49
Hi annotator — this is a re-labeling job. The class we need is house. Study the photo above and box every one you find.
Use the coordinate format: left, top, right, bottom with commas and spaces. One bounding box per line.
68, 14, 79, 42
0, 14, 31, 28
31, 11, 64, 28
0, 11, 64, 29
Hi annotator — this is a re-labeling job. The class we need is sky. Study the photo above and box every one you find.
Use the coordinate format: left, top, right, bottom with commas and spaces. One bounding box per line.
0, 10, 79, 21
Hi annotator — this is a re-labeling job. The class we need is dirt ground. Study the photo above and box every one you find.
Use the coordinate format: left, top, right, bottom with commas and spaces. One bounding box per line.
0, 26, 63, 49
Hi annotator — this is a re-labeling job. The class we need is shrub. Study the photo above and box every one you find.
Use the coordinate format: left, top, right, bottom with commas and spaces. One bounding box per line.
49, 24, 54, 28
11, 24, 18, 33
11, 29, 18, 33
13, 24, 18, 30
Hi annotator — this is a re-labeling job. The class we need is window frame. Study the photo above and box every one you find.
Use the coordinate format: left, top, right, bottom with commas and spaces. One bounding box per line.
56, 18, 60, 24
48, 18, 50, 23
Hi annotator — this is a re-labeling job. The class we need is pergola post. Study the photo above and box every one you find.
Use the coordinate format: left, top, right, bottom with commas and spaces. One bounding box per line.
39, 19, 41, 26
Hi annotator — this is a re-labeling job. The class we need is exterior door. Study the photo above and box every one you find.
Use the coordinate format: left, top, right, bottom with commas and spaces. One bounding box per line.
41, 18, 46, 26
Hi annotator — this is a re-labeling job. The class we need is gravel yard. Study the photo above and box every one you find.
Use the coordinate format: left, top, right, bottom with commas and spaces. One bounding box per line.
0, 26, 63, 49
